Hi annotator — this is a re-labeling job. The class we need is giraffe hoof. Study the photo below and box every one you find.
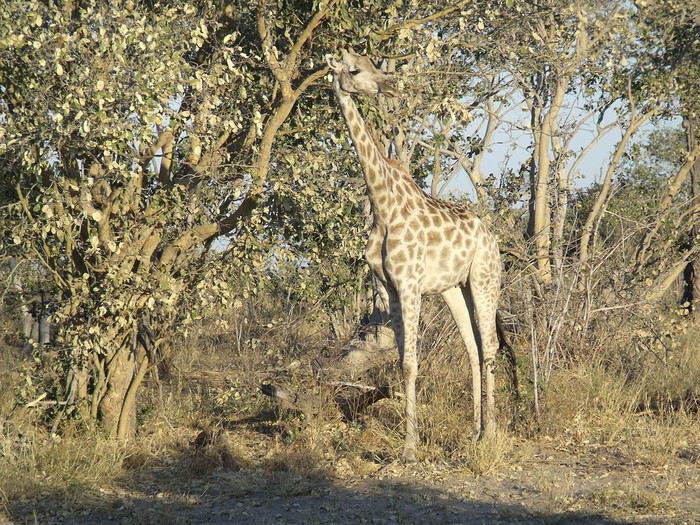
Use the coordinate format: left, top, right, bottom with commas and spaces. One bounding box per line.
401, 449, 418, 464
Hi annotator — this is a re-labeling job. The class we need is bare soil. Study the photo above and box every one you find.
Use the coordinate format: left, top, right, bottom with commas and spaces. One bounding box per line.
4, 432, 699, 525
3, 326, 699, 525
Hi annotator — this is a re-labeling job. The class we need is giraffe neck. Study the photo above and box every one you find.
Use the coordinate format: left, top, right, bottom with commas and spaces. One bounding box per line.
332, 83, 402, 225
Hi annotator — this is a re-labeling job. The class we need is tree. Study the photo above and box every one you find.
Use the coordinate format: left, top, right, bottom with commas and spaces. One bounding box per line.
636, 0, 700, 311
1, 0, 488, 439
0, 0, 340, 439
628, 0, 700, 302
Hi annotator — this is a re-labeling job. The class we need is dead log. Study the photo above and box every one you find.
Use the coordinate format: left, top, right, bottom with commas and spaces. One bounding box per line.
259, 383, 323, 417
261, 339, 399, 420
312, 340, 396, 381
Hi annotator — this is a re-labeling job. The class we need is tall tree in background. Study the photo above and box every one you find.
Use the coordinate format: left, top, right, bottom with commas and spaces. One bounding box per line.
631, 1, 700, 304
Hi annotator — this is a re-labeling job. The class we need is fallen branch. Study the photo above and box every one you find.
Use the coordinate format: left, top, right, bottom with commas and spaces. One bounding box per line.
23, 393, 69, 409
261, 339, 400, 420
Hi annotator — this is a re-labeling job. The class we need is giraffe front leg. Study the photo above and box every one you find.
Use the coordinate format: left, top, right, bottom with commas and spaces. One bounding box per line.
390, 286, 421, 463
371, 276, 396, 348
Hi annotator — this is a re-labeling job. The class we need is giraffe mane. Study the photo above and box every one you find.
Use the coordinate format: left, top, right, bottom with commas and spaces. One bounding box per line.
367, 127, 403, 170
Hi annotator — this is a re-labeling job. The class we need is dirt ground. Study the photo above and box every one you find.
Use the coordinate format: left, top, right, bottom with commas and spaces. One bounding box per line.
4, 434, 699, 525
2, 332, 699, 525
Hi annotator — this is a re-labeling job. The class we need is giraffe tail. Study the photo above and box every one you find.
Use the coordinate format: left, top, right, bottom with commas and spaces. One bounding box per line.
496, 310, 520, 404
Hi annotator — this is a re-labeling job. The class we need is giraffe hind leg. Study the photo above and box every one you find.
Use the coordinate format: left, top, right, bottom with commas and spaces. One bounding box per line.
469, 264, 500, 438
441, 286, 482, 439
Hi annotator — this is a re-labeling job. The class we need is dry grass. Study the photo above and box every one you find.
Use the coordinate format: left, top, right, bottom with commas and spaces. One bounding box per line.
456, 431, 513, 475
587, 486, 670, 514
535, 320, 700, 480
0, 424, 125, 505
1, 296, 700, 519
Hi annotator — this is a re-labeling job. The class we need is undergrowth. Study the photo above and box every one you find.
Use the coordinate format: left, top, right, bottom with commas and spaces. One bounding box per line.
1, 295, 699, 509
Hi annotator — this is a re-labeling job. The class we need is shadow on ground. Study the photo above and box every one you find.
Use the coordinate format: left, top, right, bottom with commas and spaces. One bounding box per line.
5, 463, 654, 525
5, 410, 694, 525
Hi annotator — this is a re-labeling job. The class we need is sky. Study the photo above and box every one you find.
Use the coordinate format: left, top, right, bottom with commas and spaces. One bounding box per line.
434, 91, 678, 202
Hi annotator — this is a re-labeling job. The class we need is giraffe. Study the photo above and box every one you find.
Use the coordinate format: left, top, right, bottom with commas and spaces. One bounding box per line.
325, 49, 502, 463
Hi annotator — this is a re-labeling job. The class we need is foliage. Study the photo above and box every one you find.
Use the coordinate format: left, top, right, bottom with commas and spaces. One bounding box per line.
1, 0, 699, 443
0, 0, 373, 437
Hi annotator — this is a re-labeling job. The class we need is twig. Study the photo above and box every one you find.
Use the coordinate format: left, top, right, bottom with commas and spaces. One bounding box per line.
329, 380, 386, 393
24, 394, 68, 409
23, 393, 47, 408
588, 302, 645, 315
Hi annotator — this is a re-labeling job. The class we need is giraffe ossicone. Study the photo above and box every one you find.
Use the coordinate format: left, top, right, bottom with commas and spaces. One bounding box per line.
326, 49, 502, 463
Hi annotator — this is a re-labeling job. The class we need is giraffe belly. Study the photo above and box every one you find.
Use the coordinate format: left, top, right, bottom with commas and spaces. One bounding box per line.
381, 242, 474, 296
420, 249, 473, 295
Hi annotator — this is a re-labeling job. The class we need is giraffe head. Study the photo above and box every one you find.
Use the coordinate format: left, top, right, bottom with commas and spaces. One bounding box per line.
325, 49, 399, 97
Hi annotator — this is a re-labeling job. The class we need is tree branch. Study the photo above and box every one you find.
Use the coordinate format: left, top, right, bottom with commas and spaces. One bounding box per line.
635, 141, 700, 269
580, 98, 660, 268
285, 1, 336, 80
371, 0, 472, 41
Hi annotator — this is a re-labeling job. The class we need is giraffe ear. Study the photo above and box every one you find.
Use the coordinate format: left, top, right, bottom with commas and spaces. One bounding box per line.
325, 53, 339, 70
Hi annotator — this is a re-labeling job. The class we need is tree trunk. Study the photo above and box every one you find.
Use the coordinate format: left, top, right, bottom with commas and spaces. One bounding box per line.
551, 161, 569, 276
8, 258, 34, 352
683, 117, 700, 315
531, 76, 567, 286
38, 290, 51, 348
526, 104, 540, 242
98, 341, 137, 438
69, 326, 152, 441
